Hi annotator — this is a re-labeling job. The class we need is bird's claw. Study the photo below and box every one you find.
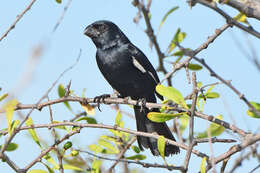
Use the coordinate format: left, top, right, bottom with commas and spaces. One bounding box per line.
136, 98, 147, 112
94, 94, 110, 111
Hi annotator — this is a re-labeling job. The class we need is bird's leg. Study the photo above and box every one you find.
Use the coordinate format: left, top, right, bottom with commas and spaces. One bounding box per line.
94, 94, 111, 111
136, 98, 147, 112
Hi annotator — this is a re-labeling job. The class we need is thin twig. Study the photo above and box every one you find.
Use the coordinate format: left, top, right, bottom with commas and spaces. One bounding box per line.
23, 128, 81, 172
183, 72, 198, 172
0, 0, 37, 42
0, 121, 210, 159
79, 150, 184, 171
6, 95, 247, 137
52, 0, 73, 33
195, 0, 260, 39
0, 49, 81, 160
47, 96, 64, 173
107, 137, 136, 172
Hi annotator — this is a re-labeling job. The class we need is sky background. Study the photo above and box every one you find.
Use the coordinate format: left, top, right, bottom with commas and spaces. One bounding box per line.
0, 0, 260, 172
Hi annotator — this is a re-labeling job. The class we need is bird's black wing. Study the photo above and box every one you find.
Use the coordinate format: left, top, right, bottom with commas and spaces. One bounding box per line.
127, 43, 163, 101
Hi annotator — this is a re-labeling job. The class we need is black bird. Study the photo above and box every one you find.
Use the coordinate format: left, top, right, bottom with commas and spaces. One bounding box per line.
84, 20, 179, 156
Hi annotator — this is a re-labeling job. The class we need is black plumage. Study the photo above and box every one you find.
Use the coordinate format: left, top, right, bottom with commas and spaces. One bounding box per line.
84, 20, 179, 156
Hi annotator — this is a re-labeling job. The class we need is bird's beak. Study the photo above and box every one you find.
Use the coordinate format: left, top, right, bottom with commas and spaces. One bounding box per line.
84, 24, 96, 38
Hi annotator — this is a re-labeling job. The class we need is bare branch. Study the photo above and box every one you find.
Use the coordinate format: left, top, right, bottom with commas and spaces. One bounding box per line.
0, 0, 37, 42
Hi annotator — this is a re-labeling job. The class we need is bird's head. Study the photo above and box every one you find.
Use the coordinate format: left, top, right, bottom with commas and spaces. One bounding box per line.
84, 20, 129, 49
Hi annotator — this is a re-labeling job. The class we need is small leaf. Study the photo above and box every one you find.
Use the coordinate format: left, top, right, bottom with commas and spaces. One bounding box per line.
168, 28, 186, 53
4, 99, 18, 135
10, 120, 20, 135
204, 92, 220, 99
172, 50, 184, 58
131, 146, 141, 153
115, 110, 122, 126
26, 117, 41, 147
158, 6, 179, 32
76, 116, 97, 124
247, 102, 260, 118
180, 114, 189, 133
158, 136, 166, 159
55, 0, 62, 4
200, 157, 207, 173
62, 164, 84, 171
188, 63, 203, 71
126, 154, 146, 160
45, 156, 59, 168
234, 13, 250, 25
0, 143, 18, 152
70, 150, 79, 156
58, 84, 73, 112
0, 93, 8, 102
98, 139, 119, 154
156, 84, 188, 109
52, 121, 68, 131
81, 103, 95, 116
28, 170, 48, 173
89, 144, 105, 153
196, 115, 225, 138
197, 81, 203, 89
42, 163, 55, 173
91, 159, 102, 173
147, 112, 184, 122
63, 141, 72, 150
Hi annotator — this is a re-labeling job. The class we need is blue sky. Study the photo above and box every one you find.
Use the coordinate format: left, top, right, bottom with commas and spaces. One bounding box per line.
1, 0, 260, 172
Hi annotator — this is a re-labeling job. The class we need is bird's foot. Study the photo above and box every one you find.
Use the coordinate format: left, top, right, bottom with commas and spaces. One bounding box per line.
94, 94, 110, 111
136, 98, 147, 112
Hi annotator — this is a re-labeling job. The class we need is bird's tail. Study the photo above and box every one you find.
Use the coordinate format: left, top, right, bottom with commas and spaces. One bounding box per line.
134, 106, 180, 156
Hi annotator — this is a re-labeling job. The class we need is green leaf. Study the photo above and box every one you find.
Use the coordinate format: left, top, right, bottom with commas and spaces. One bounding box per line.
0, 143, 18, 152
10, 120, 20, 135
188, 63, 203, 71
26, 117, 41, 147
172, 50, 184, 59
28, 170, 48, 173
4, 99, 18, 135
0, 93, 8, 102
115, 110, 122, 126
55, 0, 62, 4
156, 84, 188, 109
62, 164, 84, 171
131, 146, 141, 153
126, 154, 146, 160
180, 114, 189, 133
75, 117, 97, 124
204, 92, 220, 99
100, 135, 117, 143
247, 102, 260, 118
91, 159, 102, 173
158, 6, 179, 32
197, 81, 203, 89
70, 150, 79, 156
52, 121, 68, 131
58, 84, 72, 112
196, 115, 225, 138
42, 163, 55, 173
98, 139, 119, 154
158, 136, 166, 159
63, 141, 72, 150
200, 157, 207, 173
147, 112, 184, 122
45, 155, 59, 168
89, 144, 105, 153
234, 13, 250, 25
168, 28, 186, 53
